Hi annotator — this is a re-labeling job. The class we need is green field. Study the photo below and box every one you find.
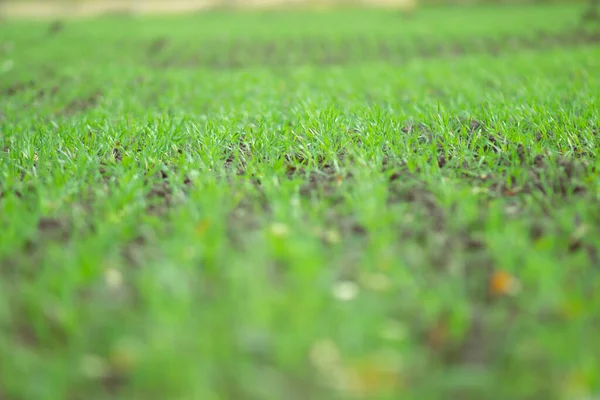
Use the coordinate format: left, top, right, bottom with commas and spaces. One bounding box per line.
1, 4, 600, 399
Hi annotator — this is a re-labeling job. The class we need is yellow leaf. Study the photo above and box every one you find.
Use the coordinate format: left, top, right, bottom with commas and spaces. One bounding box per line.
489, 270, 520, 297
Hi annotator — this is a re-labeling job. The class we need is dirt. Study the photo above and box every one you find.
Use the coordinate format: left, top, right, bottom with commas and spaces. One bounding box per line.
60, 90, 103, 116
121, 234, 148, 267
143, 168, 194, 215
146, 179, 174, 214
284, 154, 346, 199
111, 147, 123, 163
1, 74, 62, 103
147, 37, 170, 56
2, 80, 37, 97
100, 372, 128, 396
47, 20, 64, 35
581, 6, 600, 24
13, 301, 69, 349
37, 217, 67, 234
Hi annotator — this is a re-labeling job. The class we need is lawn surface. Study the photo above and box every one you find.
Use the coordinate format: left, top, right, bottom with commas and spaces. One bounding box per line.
1, 5, 600, 399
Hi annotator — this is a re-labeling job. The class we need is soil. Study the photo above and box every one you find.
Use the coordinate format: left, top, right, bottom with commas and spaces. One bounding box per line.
60, 90, 103, 116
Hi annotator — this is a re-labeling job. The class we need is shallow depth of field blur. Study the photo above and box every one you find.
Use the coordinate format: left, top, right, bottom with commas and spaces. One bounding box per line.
1, 0, 600, 399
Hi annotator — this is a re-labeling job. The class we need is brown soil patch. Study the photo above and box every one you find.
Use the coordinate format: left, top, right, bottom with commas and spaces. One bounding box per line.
60, 90, 103, 116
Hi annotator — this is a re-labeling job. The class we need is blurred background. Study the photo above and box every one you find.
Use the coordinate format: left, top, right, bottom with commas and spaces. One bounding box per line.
0, 0, 591, 19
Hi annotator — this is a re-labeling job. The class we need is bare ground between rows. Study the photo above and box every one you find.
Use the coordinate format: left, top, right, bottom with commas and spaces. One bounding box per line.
0, 78, 103, 117
2, 28, 598, 117
144, 27, 600, 69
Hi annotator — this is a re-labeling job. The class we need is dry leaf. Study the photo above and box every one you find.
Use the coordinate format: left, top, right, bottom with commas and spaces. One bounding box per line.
489, 270, 520, 297
426, 317, 448, 352
503, 187, 522, 196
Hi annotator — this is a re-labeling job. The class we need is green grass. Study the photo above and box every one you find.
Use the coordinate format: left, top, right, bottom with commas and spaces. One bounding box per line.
1, 4, 600, 399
